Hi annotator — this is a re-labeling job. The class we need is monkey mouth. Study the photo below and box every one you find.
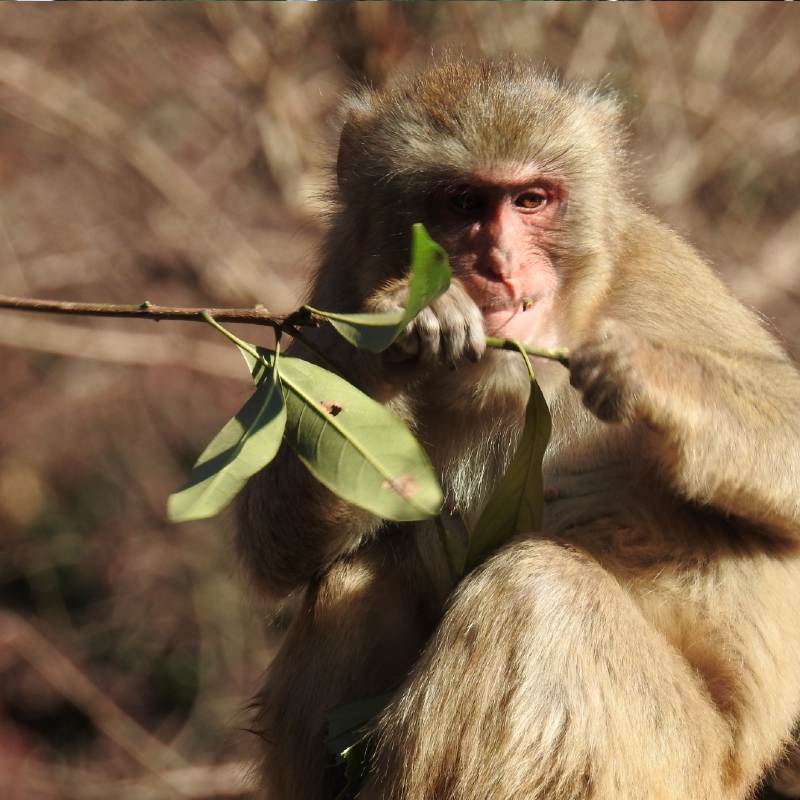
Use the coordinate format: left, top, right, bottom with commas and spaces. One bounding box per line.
478, 296, 535, 314
479, 297, 536, 337
478, 295, 536, 340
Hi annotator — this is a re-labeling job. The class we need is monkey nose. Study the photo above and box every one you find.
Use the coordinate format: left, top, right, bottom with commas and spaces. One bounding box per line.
484, 246, 516, 278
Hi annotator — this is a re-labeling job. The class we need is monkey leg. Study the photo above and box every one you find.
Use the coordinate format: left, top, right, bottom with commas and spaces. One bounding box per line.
254, 532, 437, 800
362, 538, 740, 800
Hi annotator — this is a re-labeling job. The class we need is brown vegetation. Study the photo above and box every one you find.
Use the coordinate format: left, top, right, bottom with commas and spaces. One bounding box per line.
0, 5, 798, 798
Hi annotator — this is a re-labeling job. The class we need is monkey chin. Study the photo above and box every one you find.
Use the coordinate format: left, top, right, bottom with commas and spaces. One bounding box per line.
482, 304, 537, 341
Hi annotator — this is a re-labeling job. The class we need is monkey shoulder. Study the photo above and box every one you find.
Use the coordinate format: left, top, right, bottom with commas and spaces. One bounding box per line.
606, 206, 787, 361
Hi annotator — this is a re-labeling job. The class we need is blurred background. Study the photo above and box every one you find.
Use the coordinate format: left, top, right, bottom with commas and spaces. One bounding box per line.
0, 4, 798, 799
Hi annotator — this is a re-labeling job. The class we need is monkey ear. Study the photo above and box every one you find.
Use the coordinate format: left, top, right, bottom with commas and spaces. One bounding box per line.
336, 92, 377, 201
581, 86, 625, 138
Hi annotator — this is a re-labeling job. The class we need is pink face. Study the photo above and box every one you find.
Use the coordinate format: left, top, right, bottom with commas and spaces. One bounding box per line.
429, 168, 563, 342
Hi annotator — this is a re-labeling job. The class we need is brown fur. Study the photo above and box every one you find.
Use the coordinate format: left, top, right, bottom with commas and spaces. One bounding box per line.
238, 59, 800, 799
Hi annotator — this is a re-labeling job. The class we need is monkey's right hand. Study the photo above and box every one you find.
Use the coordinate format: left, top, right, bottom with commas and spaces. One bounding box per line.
368, 278, 486, 368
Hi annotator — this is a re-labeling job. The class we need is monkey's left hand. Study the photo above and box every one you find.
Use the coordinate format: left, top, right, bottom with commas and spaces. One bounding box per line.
569, 319, 650, 423
369, 278, 486, 369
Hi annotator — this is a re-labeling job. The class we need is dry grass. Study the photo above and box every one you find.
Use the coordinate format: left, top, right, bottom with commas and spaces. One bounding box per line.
0, 5, 797, 798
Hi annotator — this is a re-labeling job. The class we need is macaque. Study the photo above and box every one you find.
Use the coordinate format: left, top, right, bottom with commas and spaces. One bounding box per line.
238, 60, 800, 799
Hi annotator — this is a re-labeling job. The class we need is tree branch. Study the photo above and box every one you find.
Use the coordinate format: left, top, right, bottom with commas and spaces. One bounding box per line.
0, 294, 295, 329
0, 295, 570, 367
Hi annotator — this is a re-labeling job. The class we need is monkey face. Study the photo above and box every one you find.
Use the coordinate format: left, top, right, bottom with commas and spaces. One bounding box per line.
426, 167, 564, 342
336, 60, 624, 344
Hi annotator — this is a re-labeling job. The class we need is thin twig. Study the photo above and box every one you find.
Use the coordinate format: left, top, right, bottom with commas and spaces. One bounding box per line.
485, 336, 570, 367
0, 294, 288, 328
0, 295, 571, 367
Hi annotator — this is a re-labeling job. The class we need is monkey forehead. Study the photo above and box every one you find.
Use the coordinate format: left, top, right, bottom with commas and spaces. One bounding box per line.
461, 166, 562, 190
340, 60, 624, 187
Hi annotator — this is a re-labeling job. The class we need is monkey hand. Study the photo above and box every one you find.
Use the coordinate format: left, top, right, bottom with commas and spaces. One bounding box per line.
369, 278, 486, 368
569, 319, 649, 424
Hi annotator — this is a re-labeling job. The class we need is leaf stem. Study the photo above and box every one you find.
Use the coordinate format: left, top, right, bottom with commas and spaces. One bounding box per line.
485, 336, 570, 368
200, 311, 265, 366
508, 339, 536, 382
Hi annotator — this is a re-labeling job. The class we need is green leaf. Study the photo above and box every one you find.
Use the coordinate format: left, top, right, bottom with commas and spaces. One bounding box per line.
279, 356, 443, 521
464, 377, 552, 571
306, 223, 451, 353
167, 356, 287, 522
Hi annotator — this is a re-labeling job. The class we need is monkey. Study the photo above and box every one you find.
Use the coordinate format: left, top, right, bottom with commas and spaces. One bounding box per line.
237, 59, 800, 799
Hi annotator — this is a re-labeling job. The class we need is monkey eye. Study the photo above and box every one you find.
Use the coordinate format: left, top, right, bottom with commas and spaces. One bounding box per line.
446, 185, 486, 214
515, 190, 548, 211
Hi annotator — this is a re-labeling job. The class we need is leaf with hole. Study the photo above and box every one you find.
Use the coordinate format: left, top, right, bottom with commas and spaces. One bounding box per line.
464, 376, 552, 572
305, 223, 451, 353
279, 355, 443, 521
167, 351, 286, 522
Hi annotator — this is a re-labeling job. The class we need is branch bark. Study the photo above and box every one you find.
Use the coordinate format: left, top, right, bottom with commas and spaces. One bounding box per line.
0, 294, 291, 328
0, 294, 570, 366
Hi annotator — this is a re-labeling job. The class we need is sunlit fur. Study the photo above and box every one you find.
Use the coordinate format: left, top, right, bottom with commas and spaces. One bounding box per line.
238, 59, 800, 799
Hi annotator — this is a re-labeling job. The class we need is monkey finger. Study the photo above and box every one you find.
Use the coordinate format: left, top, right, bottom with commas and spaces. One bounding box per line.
569, 358, 605, 392
439, 322, 467, 368
439, 312, 485, 364
440, 311, 481, 366
462, 304, 487, 362
594, 392, 626, 423
465, 326, 486, 362
443, 317, 486, 366
430, 290, 482, 364
439, 280, 486, 362
582, 380, 623, 423
413, 308, 443, 363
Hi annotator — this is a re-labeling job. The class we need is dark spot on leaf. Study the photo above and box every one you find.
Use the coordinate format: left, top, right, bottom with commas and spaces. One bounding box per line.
321, 400, 344, 416
381, 474, 419, 500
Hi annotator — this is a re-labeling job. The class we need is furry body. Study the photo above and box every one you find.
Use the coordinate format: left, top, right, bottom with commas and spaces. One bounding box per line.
239, 61, 800, 799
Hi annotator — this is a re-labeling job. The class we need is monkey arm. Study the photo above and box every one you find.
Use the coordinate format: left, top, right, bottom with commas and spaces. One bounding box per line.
572, 320, 800, 536
642, 341, 800, 536
237, 444, 382, 599
235, 330, 395, 600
